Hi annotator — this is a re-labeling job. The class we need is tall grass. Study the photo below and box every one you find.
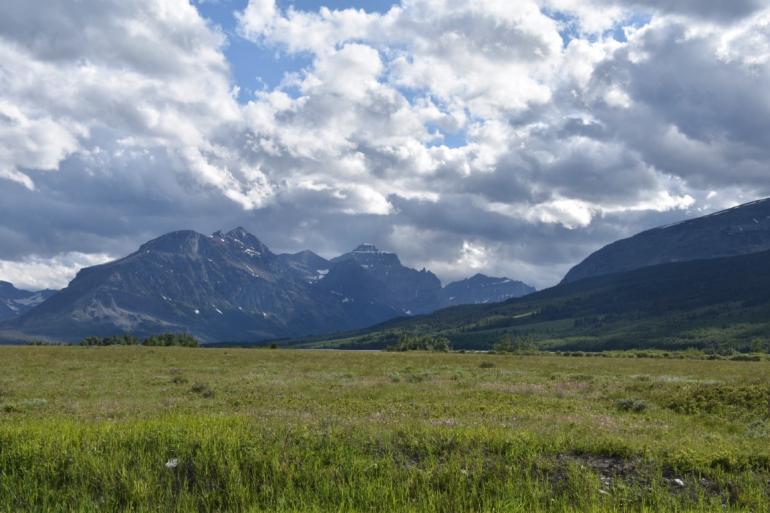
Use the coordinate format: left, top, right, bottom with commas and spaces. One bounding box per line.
0, 347, 768, 512
2, 417, 767, 512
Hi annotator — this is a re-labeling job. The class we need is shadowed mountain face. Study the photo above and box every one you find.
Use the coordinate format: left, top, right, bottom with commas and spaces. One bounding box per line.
1, 230, 534, 343
442, 274, 535, 306
0, 282, 56, 322
332, 244, 443, 314
563, 198, 770, 283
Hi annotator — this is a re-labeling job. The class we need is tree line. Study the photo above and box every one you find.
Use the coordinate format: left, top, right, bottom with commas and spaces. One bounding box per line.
79, 333, 199, 347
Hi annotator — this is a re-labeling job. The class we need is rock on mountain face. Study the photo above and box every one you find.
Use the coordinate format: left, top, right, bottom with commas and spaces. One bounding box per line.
563, 198, 770, 284
0, 281, 56, 322
314, 259, 404, 327
277, 250, 330, 283
332, 244, 443, 314
442, 274, 535, 306
2, 230, 535, 343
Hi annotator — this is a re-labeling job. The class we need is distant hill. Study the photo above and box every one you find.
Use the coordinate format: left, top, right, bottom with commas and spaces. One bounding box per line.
0, 229, 534, 343
299, 249, 770, 352
563, 198, 770, 283
0, 281, 56, 322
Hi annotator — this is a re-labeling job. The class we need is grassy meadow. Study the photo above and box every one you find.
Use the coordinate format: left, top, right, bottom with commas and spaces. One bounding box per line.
0, 346, 769, 512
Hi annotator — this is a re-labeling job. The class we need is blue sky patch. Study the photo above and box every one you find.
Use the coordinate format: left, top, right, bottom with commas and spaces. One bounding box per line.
543, 8, 652, 46
196, 0, 399, 102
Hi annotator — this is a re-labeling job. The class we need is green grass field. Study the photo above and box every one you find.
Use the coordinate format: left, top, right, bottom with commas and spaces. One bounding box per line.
0, 347, 768, 512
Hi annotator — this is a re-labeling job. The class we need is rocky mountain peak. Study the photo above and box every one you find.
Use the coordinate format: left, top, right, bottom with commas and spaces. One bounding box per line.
442, 274, 535, 306
225, 226, 253, 240
334, 243, 402, 267
138, 230, 204, 255
352, 243, 381, 253
213, 227, 273, 258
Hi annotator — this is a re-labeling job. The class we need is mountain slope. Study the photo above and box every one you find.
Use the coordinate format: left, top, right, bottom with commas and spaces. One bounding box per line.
302, 249, 770, 351
314, 259, 404, 327
0, 281, 56, 322
277, 250, 330, 284
563, 198, 770, 283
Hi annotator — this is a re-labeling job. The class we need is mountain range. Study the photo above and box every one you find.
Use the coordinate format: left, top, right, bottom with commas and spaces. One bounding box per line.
300, 198, 770, 351
6, 197, 770, 348
0, 228, 533, 343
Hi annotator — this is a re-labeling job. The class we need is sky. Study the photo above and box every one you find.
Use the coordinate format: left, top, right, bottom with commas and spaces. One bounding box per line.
0, 0, 769, 291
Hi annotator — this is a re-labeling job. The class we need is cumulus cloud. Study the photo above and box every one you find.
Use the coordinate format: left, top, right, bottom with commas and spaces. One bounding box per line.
617, 0, 766, 21
0, 0, 769, 290
543, 0, 767, 32
0, 0, 266, 206
0, 252, 112, 291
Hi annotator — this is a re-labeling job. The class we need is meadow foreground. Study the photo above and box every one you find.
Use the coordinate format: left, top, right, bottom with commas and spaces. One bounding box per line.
0, 347, 768, 512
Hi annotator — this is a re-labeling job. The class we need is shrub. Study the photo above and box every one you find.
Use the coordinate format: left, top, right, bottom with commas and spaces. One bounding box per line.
385, 335, 451, 352
28, 340, 64, 346
667, 384, 770, 415
729, 354, 762, 362
493, 334, 535, 353
143, 333, 199, 347
80, 333, 199, 347
190, 383, 214, 398
406, 373, 426, 383
80, 334, 140, 346
616, 399, 648, 413
479, 362, 495, 369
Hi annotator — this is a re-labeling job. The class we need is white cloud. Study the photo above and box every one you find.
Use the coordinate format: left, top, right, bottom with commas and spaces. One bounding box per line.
0, 98, 82, 190
1, 0, 769, 289
717, 9, 770, 66
0, 0, 256, 206
236, 0, 277, 36
0, 252, 112, 291
457, 241, 489, 270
